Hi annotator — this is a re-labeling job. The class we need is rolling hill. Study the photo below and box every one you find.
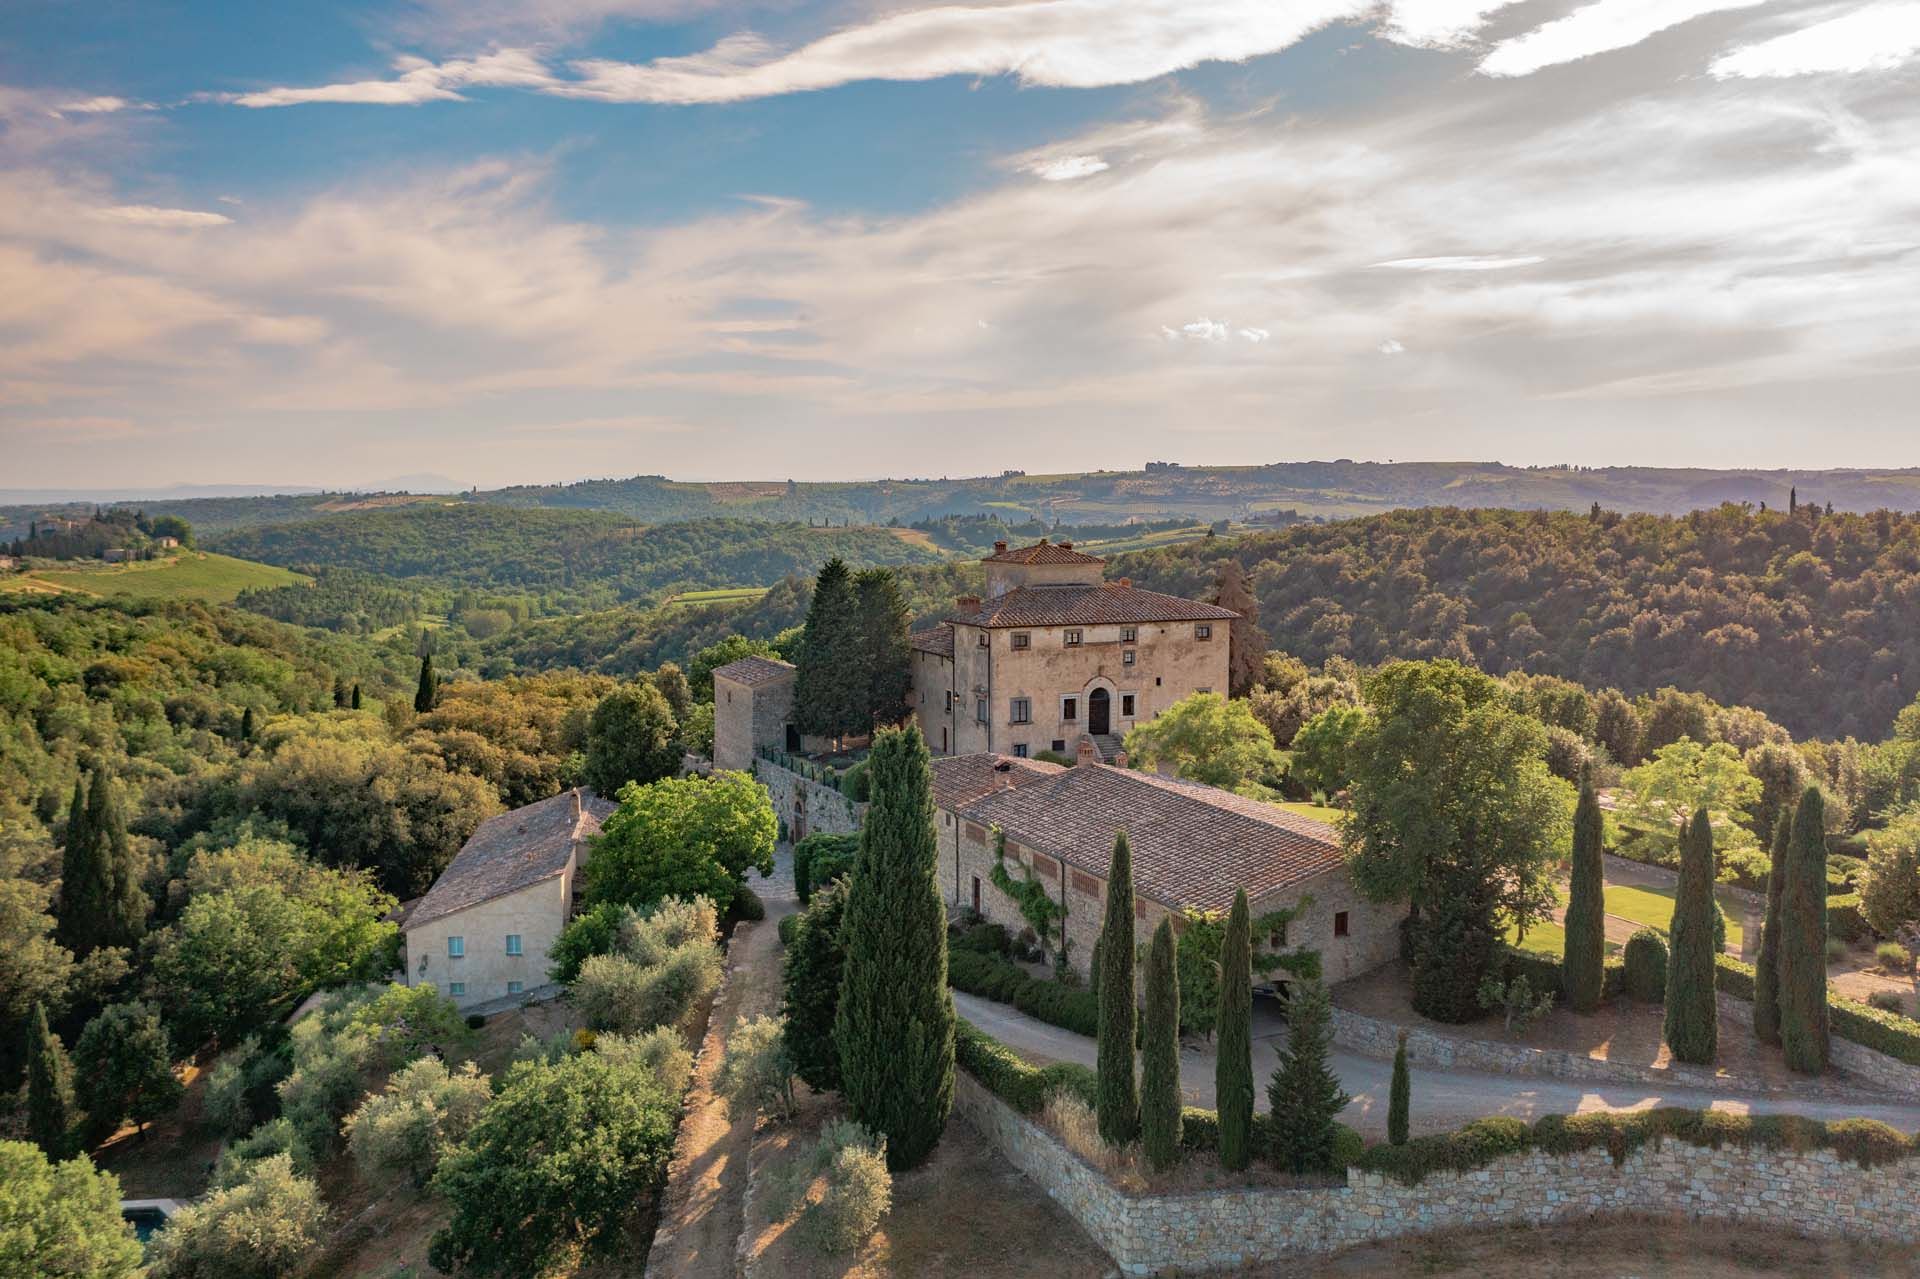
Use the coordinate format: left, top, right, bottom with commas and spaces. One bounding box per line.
0, 552, 309, 604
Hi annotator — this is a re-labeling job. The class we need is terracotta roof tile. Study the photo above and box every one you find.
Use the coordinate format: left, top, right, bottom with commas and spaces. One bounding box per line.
711, 654, 797, 688
909, 625, 955, 658
407, 788, 616, 928
983, 539, 1106, 566
929, 753, 1066, 810
948, 584, 1239, 629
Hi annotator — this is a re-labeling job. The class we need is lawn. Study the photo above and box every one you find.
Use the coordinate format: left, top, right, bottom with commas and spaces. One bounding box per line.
11, 552, 307, 604
1278, 801, 1346, 826
660, 586, 769, 611
1505, 880, 1737, 958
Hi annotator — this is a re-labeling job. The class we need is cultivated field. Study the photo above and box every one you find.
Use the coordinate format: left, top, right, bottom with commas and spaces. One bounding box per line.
0, 552, 308, 604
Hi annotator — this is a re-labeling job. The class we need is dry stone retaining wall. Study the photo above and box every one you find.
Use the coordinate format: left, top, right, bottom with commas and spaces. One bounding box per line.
753, 758, 865, 839
954, 1074, 1920, 1275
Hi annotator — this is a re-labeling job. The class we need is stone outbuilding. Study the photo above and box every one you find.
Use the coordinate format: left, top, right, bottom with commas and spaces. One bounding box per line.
711, 654, 798, 771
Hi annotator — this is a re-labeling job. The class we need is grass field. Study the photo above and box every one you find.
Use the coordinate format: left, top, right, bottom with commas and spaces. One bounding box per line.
1506, 881, 1737, 957
1, 552, 307, 604
1278, 801, 1346, 826
660, 586, 769, 611
370, 613, 447, 642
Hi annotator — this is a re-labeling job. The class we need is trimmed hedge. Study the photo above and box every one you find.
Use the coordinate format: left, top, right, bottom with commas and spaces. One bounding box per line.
949, 949, 1099, 1037
1828, 893, 1869, 943
1715, 952, 1920, 1068
777, 914, 799, 946
1622, 929, 1668, 1002
955, 1019, 1097, 1114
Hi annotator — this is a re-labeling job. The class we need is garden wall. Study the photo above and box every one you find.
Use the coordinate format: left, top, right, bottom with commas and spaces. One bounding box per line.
954, 1075, 1920, 1276
754, 758, 865, 839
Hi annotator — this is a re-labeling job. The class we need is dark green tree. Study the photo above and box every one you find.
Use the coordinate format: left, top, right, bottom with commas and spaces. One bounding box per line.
1387, 1030, 1410, 1147
59, 771, 145, 956
582, 682, 681, 798
1215, 888, 1255, 1171
853, 568, 912, 728
333, 678, 349, 708
1409, 857, 1501, 1024
1780, 786, 1830, 1074
1095, 831, 1139, 1146
1663, 807, 1719, 1065
834, 724, 954, 1170
25, 1003, 77, 1159
75, 1001, 182, 1140
54, 778, 98, 956
350, 683, 362, 710
794, 558, 866, 743
1562, 778, 1607, 1013
1139, 917, 1182, 1172
1753, 812, 1791, 1045
1266, 982, 1350, 1174
413, 653, 437, 713
781, 881, 848, 1093
240, 705, 254, 742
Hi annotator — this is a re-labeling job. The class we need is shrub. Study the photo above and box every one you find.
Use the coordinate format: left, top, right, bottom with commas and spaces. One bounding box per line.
953, 922, 1011, 955
621, 895, 721, 964
777, 914, 799, 946
1828, 893, 1869, 943
1622, 929, 1668, 1002
343, 1058, 492, 1187
465, 1013, 486, 1030
204, 1061, 253, 1140
1477, 973, 1555, 1037
147, 1154, 326, 1279
733, 884, 766, 922
1868, 991, 1907, 1015
716, 1015, 797, 1122
782, 882, 848, 1092
1877, 941, 1914, 973
1826, 936, 1850, 963
947, 948, 1098, 1036
212, 1118, 305, 1190
794, 832, 859, 906
547, 901, 625, 985
955, 1018, 1096, 1114
595, 1027, 695, 1096
798, 1122, 892, 1254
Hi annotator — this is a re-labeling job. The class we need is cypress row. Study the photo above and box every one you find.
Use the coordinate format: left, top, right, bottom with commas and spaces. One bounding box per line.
25, 1003, 77, 1159
1562, 778, 1606, 1013
1752, 812, 1791, 1046
1095, 831, 1138, 1145
55, 777, 100, 955
1215, 888, 1255, 1171
414, 653, 437, 713
1663, 807, 1719, 1065
1139, 917, 1182, 1172
1780, 786, 1830, 1074
1387, 1030, 1410, 1147
834, 723, 955, 1170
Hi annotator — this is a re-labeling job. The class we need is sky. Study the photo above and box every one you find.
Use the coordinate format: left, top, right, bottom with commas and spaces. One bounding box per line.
2, 0, 1918, 491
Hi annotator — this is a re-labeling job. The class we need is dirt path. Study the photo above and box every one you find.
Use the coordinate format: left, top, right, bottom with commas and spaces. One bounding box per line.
644, 849, 798, 1279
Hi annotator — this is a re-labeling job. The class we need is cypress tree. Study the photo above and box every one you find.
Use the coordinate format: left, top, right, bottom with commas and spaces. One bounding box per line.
55, 777, 101, 955
853, 568, 912, 730
1095, 832, 1139, 1145
1215, 888, 1254, 1171
239, 705, 254, 742
794, 559, 866, 743
1562, 778, 1606, 1013
1663, 807, 1719, 1065
25, 1004, 77, 1159
1266, 982, 1350, 1174
414, 654, 437, 713
1753, 813, 1791, 1046
834, 724, 955, 1170
1139, 917, 1182, 1172
781, 882, 848, 1093
333, 677, 349, 708
1780, 787, 1830, 1074
350, 683, 362, 710
1387, 1030, 1410, 1147
87, 770, 145, 951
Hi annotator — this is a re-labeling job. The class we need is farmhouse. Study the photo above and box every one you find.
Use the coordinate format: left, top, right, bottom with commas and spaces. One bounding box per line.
930, 744, 1403, 982
909, 539, 1236, 760
400, 786, 615, 1009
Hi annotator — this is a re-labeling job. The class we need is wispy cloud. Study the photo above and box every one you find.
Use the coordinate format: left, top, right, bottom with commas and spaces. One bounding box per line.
1024, 153, 1109, 181
1479, 0, 1768, 76
55, 96, 136, 114
92, 205, 234, 228
1373, 255, 1544, 270
218, 50, 555, 108
1711, 2, 1920, 77
1379, 0, 1527, 49
1379, 338, 1407, 355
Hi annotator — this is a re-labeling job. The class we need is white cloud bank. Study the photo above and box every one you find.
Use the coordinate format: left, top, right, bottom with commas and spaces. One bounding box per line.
1025, 153, 1109, 181
1373, 255, 1544, 270
1711, 2, 1920, 78
92, 205, 233, 228
1479, 0, 1768, 76
1379, 0, 1526, 48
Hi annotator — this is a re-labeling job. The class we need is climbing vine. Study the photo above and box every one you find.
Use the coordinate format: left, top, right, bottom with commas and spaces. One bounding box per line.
987, 826, 1068, 958
1171, 900, 1321, 1037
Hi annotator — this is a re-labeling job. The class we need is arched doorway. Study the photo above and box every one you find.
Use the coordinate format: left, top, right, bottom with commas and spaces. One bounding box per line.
1088, 687, 1110, 736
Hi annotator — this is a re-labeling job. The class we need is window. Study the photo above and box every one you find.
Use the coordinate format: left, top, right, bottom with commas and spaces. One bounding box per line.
1334, 911, 1350, 938
1063, 629, 1083, 646
1051, 739, 1067, 753
976, 698, 989, 723
508, 980, 524, 995
447, 936, 464, 958
1121, 694, 1135, 717
1012, 743, 1029, 758
449, 982, 465, 996
977, 630, 989, 647
505, 934, 522, 956
944, 690, 953, 712
1010, 697, 1031, 724
1197, 687, 1213, 695
1011, 632, 1030, 650
1061, 697, 1078, 721
1122, 649, 1136, 667
1195, 624, 1213, 640
971, 876, 982, 913
1121, 626, 1137, 642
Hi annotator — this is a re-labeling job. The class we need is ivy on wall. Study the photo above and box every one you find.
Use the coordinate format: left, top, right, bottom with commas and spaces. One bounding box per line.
989, 826, 1069, 959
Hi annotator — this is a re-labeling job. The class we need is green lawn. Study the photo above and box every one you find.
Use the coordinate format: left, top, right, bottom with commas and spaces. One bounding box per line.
1277, 801, 1346, 826
1505, 880, 1738, 959
661, 586, 768, 611
20, 553, 307, 604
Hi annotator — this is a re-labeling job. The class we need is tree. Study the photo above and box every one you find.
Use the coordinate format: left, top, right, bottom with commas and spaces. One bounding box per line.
853, 568, 912, 728
75, 1001, 182, 1140
1562, 778, 1607, 1014
1745, 741, 1810, 844
781, 881, 848, 1093
1216, 889, 1255, 1171
24, 1004, 77, 1159
56, 771, 145, 957
1753, 813, 1792, 1046
1266, 982, 1350, 1174
333, 678, 349, 709
1213, 559, 1269, 698
1664, 807, 1719, 1065
650, 661, 694, 721
240, 705, 254, 742
1387, 1031, 1410, 1146
0, 1141, 143, 1279
1095, 832, 1139, 1146
1780, 787, 1831, 1074
429, 1052, 679, 1278
585, 771, 776, 909
1289, 704, 1367, 802
414, 653, 437, 713
350, 683, 362, 710
1121, 693, 1285, 795
344, 1057, 491, 1187
1342, 662, 1572, 1022
1618, 739, 1761, 859
834, 724, 955, 1171
1139, 917, 1181, 1171
146, 1153, 326, 1279
582, 681, 681, 798
1859, 810, 1920, 939
794, 558, 867, 743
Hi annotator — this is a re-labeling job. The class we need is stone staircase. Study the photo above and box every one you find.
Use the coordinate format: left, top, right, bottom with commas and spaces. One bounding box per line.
1091, 733, 1126, 763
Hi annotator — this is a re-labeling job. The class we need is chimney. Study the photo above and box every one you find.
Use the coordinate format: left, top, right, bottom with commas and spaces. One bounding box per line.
957, 594, 981, 613
1115, 750, 1128, 769
993, 540, 1008, 553
1076, 736, 1098, 767
572, 788, 583, 821
1118, 577, 1132, 588
1060, 541, 1073, 551
1038, 536, 1050, 545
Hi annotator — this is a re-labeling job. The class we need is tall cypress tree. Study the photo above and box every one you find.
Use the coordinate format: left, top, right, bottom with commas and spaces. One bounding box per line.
1266, 982, 1351, 1174
834, 724, 955, 1170
1663, 807, 1719, 1065
414, 654, 437, 713
853, 568, 912, 730
239, 705, 254, 742
1752, 813, 1792, 1046
1215, 888, 1254, 1171
1780, 786, 1830, 1074
350, 683, 363, 710
25, 1004, 77, 1159
1095, 832, 1138, 1145
1562, 778, 1606, 1013
794, 559, 866, 743
1139, 917, 1181, 1172
1387, 1030, 1410, 1147
88, 770, 146, 951
55, 778, 101, 955
781, 882, 848, 1093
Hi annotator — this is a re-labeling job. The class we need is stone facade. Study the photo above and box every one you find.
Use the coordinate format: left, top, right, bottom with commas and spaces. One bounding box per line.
754, 757, 865, 841
404, 876, 574, 1010
713, 659, 796, 772
953, 1074, 1920, 1276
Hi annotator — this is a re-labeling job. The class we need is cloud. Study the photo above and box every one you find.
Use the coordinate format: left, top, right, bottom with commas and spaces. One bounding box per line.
1024, 154, 1109, 181
55, 96, 135, 114
1379, 338, 1407, 354
1479, 0, 1768, 76
390, 0, 741, 45
2, 415, 136, 440
92, 205, 234, 229
219, 50, 555, 108
1711, 2, 1920, 78
1239, 327, 1271, 342
1379, 0, 1527, 48
1373, 255, 1544, 270
1162, 319, 1273, 343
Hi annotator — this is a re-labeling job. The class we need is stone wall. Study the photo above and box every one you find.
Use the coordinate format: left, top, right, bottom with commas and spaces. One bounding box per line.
1718, 995, 1920, 1097
714, 670, 794, 772
953, 1074, 1920, 1276
753, 757, 865, 840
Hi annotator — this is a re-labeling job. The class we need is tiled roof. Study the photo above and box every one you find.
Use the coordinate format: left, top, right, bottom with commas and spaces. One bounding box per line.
909, 625, 955, 658
932, 755, 1341, 913
929, 753, 1066, 810
948, 583, 1239, 629
712, 654, 797, 688
407, 788, 616, 929
984, 539, 1106, 566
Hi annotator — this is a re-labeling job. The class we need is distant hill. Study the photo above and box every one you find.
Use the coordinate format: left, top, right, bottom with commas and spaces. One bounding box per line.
0, 552, 308, 605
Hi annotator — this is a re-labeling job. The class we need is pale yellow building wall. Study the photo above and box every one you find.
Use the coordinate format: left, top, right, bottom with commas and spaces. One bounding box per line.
985, 559, 1103, 597
403, 872, 575, 1009
909, 649, 957, 754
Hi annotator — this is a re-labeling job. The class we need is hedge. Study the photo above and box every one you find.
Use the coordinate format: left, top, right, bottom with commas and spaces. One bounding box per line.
949, 949, 1099, 1037
955, 1018, 1097, 1114
1828, 893, 1869, 943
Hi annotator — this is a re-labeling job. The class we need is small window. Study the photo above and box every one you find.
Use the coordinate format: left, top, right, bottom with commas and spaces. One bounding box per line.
447, 936, 464, 958
1051, 739, 1066, 753
971, 876, 982, 913
1120, 626, 1137, 642
1334, 911, 1350, 938
505, 934, 522, 956
1009, 697, 1031, 724
1010, 632, 1030, 650
449, 982, 466, 996
1012, 743, 1029, 758
508, 980, 524, 995
1195, 624, 1213, 640
1062, 697, 1078, 721
944, 690, 953, 712
1155, 677, 1162, 687
976, 698, 989, 723
977, 630, 989, 647
1121, 694, 1135, 717
1197, 687, 1213, 695
1063, 629, 1083, 646
1122, 649, 1136, 667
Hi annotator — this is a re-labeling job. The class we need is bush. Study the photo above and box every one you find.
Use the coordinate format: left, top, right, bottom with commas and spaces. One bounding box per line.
573, 944, 722, 1035
794, 832, 859, 906
716, 1014, 797, 1122
212, 1118, 305, 1191
1868, 991, 1907, 1015
953, 922, 1012, 955
947, 948, 1098, 1037
1827, 936, 1850, 963
778, 914, 799, 946
1878, 942, 1913, 973
1828, 893, 1870, 943
147, 1154, 326, 1279
733, 884, 766, 922
465, 1013, 486, 1030
204, 1061, 253, 1139
343, 1058, 492, 1187
595, 1027, 695, 1097
548, 901, 626, 985
1622, 929, 1668, 1002
955, 1019, 1096, 1114
790, 1121, 892, 1254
